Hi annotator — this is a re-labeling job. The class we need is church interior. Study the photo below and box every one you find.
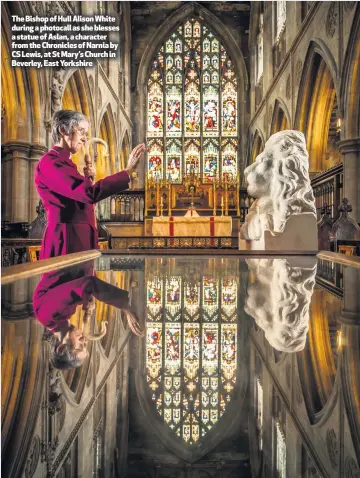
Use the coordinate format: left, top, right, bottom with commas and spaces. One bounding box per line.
1, 1, 360, 477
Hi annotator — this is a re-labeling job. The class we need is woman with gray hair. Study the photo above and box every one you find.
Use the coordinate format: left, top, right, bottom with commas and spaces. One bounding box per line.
35, 110, 145, 258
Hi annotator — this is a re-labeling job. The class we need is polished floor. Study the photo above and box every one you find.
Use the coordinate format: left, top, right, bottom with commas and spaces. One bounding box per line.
2, 255, 360, 477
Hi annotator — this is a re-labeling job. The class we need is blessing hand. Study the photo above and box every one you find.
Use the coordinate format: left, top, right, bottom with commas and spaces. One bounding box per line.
126, 143, 145, 174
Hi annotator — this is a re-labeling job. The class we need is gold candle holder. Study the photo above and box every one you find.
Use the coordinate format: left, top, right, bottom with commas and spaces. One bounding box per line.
144, 173, 148, 216
236, 173, 240, 216
213, 180, 217, 216
160, 196, 164, 217
156, 181, 160, 217
168, 181, 172, 216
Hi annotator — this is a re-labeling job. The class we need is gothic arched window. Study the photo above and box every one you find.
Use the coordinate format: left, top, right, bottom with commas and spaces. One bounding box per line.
256, 13, 264, 84
147, 18, 238, 183
146, 274, 238, 444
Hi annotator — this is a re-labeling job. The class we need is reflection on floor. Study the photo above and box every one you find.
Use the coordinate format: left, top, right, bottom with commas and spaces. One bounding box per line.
1, 256, 359, 477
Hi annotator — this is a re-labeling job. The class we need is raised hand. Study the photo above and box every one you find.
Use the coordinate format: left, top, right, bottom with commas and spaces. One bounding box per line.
126, 143, 146, 174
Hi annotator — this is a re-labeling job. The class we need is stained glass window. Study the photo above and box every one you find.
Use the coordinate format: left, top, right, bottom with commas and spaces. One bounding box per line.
147, 18, 238, 183
276, 1, 286, 41
146, 274, 238, 444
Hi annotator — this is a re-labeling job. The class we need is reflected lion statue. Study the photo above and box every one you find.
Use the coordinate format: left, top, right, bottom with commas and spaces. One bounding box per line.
240, 130, 316, 241
245, 257, 317, 352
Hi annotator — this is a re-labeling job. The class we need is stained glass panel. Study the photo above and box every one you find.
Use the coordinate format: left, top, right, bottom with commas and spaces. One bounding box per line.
146, 270, 238, 445
222, 138, 238, 179
147, 139, 163, 181
166, 86, 182, 136
203, 139, 219, 181
146, 17, 239, 181
166, 140, 182, 183
185, 139, 200, 175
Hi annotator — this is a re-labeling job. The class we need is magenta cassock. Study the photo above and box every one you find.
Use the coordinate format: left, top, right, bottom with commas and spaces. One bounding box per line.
35, 145, 130, 259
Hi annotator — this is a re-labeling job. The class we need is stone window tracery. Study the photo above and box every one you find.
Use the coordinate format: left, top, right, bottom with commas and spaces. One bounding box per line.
147, 18, 239, 183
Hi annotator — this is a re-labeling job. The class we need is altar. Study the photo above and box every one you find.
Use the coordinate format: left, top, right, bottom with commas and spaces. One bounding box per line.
152, 216, 232, 237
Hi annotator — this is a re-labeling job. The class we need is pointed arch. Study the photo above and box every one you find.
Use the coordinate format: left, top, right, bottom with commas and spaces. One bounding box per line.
120, 130, 131, 171
135, 338, 248, 463
340, 4, 360, 138
297, 287, 342, 424
295, 40, 340, 173
250, 129, 265, 164
98, 103, 117, 174
270, 98, 290, 135
136, 2, 248, 179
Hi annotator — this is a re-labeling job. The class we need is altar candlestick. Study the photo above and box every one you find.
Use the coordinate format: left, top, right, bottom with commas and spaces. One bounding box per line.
160, 196, 164, 216
213, 180, 216, 216
168, 182, 172, 216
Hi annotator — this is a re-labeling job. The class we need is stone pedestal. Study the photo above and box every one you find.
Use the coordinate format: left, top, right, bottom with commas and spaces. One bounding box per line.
239, 213, 318, 252
338, 138, 360, 224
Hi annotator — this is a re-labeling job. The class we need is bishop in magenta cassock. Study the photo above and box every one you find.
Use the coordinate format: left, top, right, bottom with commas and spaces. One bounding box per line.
35, 110, 145, 259
33, 263, 142, 369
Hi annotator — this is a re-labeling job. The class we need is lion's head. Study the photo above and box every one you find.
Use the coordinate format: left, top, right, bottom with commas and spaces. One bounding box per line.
245, 257, 317, 353
244, 130, 316, 237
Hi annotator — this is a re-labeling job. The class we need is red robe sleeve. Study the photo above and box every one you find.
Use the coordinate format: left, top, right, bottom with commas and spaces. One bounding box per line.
38, 154, 130, 204
33, 273, 130, 332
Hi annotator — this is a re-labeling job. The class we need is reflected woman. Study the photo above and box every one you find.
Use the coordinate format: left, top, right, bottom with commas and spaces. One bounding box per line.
35, 109, 145, 259
33, 263, 142, 369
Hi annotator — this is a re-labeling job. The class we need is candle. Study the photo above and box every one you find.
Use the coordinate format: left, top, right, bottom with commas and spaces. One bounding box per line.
221, 196, 224, 207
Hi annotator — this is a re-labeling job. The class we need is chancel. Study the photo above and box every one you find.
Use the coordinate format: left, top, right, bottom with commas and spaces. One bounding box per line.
1, 1, 360, 477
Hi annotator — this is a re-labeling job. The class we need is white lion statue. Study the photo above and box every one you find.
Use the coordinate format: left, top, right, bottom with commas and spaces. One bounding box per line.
240, 130, 316, 241
245, 257, 317, 352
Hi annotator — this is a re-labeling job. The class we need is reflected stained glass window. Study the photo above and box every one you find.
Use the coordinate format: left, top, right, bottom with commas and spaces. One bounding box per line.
276, 420, 286, 478
146, 275, 238, 444
147, 18, 238, 183
256, 379, 263, 450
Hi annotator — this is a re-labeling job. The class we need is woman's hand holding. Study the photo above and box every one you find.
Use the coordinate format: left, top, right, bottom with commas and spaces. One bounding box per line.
83, 165, 96, 183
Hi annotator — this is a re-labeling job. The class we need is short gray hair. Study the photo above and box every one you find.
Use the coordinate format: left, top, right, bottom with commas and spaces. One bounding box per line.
51, 109, 89, 144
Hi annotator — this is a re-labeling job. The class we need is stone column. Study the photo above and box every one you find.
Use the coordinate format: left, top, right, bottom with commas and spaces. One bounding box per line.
2, 154, 13, 221
2, 142, 31, 223
338, 138, 360, 224
29, 144, 47, 222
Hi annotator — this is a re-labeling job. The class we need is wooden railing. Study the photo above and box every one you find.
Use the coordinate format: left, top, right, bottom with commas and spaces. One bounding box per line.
311, 163, 343, 221
109, 189, 145, 222
111, 236, 238, 250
